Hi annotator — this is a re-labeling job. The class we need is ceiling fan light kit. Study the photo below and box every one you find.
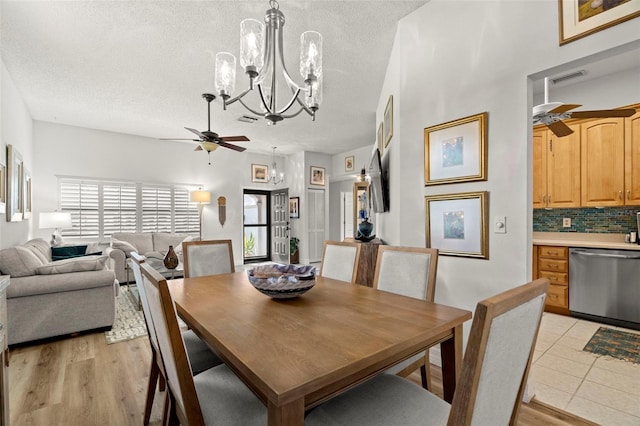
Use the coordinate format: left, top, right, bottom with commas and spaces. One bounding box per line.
214, 0, 323, 125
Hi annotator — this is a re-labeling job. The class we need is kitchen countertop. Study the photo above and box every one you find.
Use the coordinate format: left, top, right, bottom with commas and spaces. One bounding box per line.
533, 232, 640, 251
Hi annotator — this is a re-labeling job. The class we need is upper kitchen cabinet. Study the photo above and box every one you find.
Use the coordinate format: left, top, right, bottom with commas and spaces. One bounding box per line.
533, 126, 581, 209
625, 108, 640, 205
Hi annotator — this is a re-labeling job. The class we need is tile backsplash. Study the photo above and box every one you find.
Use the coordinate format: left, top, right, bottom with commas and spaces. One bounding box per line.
533, 207, 640, 233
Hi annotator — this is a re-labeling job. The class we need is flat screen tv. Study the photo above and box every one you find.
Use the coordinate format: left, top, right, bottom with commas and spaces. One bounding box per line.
368, 148, 389, 213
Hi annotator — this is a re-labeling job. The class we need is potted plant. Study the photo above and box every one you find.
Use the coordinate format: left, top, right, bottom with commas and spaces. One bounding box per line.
290, 237, 300, 264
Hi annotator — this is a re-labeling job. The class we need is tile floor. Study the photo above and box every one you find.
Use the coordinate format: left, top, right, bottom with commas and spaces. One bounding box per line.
531, 313, 640, 425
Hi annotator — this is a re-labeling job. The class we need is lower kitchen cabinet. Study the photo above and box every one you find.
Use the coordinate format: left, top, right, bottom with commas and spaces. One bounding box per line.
533, 245, 569, 315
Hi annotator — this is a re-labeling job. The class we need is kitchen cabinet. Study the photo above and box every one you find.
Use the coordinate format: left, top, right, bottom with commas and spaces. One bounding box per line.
533, 126, 581, 208
533, 245, 569, 315
625, 109, 640, 205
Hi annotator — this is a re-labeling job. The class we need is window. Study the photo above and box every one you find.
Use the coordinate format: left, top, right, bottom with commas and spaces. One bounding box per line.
59, 178, 199, 240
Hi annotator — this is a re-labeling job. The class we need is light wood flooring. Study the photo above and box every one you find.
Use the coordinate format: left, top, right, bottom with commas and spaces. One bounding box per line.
8, 331, 596, 425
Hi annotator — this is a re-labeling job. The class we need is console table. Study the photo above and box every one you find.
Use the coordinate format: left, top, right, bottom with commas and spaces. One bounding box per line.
344, 238, 383, 287
0, 275, 9, 426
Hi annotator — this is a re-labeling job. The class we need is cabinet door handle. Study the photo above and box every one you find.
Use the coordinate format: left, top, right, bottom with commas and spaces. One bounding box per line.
548, 194, 551, 203
619, 190, 623, 200
542, 195, 546, 203
627, 190, 631, 200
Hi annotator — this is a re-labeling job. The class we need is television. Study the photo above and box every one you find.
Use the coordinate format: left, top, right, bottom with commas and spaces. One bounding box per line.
368, 147, 389, 213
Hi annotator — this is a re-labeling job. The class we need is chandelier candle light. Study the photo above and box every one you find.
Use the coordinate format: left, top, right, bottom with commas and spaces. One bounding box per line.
267, 147, 284, 184
214, 0, 323, 125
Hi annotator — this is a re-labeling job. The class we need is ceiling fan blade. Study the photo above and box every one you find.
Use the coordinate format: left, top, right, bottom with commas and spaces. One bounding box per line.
570, 108, 636, 119
194, 145, 203, 151
185, 127, 206, 138
160, 138, 199, 141
549, 104, 581, 114
546, 121, 574, 138
216, 141, 247, 152
220, 135, 250, 142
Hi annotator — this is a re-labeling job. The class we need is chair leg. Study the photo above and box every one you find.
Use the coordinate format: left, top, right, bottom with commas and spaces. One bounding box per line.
144, 356, 160, 425
159, 372, 166, 392
421, 360, 433, 391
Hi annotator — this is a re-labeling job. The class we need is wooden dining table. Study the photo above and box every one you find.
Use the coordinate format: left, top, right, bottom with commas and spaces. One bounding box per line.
169, 271, 472, 426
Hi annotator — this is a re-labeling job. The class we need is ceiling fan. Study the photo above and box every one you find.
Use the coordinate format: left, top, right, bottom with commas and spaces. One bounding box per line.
532, 77, 635, 138
161, 93, 249, 164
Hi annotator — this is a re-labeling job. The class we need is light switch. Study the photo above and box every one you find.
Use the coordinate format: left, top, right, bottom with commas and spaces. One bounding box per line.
494, 216, 506, 234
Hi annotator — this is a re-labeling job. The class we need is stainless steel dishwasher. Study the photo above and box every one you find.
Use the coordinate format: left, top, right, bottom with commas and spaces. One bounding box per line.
569, 248, 640, 330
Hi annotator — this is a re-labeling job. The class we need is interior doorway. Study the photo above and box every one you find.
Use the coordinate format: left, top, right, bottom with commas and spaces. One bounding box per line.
243, 190, 271, 263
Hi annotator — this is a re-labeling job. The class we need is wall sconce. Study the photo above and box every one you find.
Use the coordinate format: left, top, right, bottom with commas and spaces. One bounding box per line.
190, 188, 211, 240
218, 196, 226, 227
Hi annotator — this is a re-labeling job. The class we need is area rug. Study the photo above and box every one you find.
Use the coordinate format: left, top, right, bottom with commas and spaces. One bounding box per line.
105, 287, 148, 344
583, 327, 640, 364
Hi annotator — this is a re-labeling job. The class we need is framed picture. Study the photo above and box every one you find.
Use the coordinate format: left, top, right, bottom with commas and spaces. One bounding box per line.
23, 167, 32, 220
310, 166, 325, 186
251, 164, 268, 183
424, 112, 488, 186
383, 95, 393, 147
425, 191, 488, 259
345, 155, 355, 173
289, 197, 300, 219
0, 162, 6, 213
377, 122, 384, 153
559, 0, 640, 45
6, 144, 23, 222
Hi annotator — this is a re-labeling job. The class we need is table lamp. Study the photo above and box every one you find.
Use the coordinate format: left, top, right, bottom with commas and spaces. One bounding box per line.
190, 189, 211, 240
39, 211, 72, 246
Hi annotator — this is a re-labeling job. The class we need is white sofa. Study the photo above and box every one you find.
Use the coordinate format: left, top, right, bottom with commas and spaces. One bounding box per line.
104, 232, 193, 283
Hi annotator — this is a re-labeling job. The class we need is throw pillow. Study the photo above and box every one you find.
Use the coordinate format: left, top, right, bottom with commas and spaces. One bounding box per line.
0, 246, 45, 277
24, 239, 52, 263
51, 245, 88, 261
35, 255, 108, 275
111, 238, 138, 257
174, 236, 196, 255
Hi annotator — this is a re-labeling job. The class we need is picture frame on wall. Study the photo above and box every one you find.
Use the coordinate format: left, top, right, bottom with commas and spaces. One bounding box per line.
383, 95, 393, 147
23, 167, 32, 220
289, 197, 300, 219
0, 162, 6, 213
424, 112, 488, 186
425, 191, 488, 259
345, 155, 355, 172
310, 166, 325, 186
6, 144, 23, 222
377, 122, 384, 153
251, 164, 268, 183
559, 0, 640, 45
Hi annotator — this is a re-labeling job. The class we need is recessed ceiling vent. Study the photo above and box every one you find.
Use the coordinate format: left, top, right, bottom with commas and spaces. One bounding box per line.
551, 70, 586, 85
238, 115, 259, 123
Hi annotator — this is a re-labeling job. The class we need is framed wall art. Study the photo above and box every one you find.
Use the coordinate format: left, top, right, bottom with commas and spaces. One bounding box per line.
383, 95, 393, 147
377, 122, 384, 153
251, 164, 268, 183
23, 167, 32, 220
345, 155, 355, 173
559, 0, 640, 45
310, 166, 325, 186
289, 197, 300, 219
0, 162, 6, 213
424, 112, 487, 186
6, 144, 24, 222
425, 191, 488, 259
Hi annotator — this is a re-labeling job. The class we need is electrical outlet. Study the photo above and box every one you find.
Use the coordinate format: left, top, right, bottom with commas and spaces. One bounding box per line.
563, 217, 571, 228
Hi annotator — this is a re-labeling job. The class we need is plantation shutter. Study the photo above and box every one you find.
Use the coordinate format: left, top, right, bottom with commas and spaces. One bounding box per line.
141, 185, 172, 233
174, 187, 199, 234
103, 184, 137, 237
60, 181, 100, 240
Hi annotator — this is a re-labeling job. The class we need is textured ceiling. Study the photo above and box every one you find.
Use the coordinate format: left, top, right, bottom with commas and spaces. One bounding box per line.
0, 0, 429, 155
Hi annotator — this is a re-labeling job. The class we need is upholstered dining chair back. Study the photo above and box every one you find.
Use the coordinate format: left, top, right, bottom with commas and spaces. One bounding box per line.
183, 239, 235, 278
319, 240, 362, 283
130, 253, 159, 350
373, 246, 439, 301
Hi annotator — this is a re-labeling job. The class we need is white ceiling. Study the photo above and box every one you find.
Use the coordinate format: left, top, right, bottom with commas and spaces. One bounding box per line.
0, 0, 429, 155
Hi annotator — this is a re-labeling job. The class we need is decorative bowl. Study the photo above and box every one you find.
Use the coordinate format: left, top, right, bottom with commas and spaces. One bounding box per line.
247, 264, 316, 299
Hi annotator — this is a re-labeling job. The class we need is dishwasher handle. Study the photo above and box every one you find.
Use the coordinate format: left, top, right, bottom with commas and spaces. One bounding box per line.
571, 249, 640, 260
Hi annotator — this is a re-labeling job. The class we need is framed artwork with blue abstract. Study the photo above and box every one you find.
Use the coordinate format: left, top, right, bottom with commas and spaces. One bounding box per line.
424, 112, 487, 186
425, 191, 488, 259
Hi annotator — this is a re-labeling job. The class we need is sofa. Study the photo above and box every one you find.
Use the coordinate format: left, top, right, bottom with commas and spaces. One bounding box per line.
104, 232, 194, 283
0, 238, 118, 345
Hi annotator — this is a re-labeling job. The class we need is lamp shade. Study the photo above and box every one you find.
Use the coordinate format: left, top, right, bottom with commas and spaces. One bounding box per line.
190, 190, 211, 204
39, 212, 72, 229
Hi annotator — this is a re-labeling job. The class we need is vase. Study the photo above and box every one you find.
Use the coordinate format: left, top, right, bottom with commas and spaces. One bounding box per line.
164, 245, 179, 270
355, 219, 375, 242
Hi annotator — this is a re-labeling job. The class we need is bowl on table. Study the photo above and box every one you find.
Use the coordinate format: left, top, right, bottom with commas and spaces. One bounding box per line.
247, 264, 316, 298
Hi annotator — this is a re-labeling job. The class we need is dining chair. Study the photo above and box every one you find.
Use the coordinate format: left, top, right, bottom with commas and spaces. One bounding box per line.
305, 278, 550, 426
372, 246, 439, 390
139, 262, 266, 425
182, 239, 235, 278
129, 253, 223, 425
318, 240, 362, 283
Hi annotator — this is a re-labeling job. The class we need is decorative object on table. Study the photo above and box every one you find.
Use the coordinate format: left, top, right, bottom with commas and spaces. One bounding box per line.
310, 166, 325, 186
377, 122, 384, 153
217, 196, 226, 227
0, 161, 6, 212
424, 112, 488, 186
383, 95, 393, 147
424, 191, 489, 259
355, 188, 376, 242
345, 156, 355, 172
289, 197, 300, 219
247, 263, 316, 298
558, 0, 640, 45
6, 144, 24, 222
163, 245, 179, 270
39, 211, 72, 246
190, 188, 211, 240
213, 0, 322, 125
264, 147, 284, 184
289, 237, 300, 264
159, 93, 249, 165
251, 164, 269, 183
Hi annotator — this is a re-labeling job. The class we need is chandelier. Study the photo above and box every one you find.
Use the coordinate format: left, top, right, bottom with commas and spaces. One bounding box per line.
267, 147, 284, 184
214, 0, 323, 125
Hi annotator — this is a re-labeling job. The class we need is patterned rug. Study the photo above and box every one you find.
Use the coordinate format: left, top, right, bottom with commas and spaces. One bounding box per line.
105, 287, 148, 344
583, 327, 640, 364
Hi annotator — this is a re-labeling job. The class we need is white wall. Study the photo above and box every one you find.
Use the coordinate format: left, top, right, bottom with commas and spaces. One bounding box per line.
375, 0, 640, 349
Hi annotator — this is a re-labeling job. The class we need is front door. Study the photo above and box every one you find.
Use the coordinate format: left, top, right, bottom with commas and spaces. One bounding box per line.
271, 189, 289, 264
